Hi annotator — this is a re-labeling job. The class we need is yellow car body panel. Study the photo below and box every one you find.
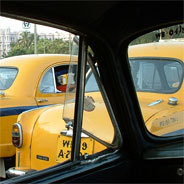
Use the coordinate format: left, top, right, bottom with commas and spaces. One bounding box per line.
12, 41, 184, 175
0, 54, 70, 158
30, 105, 65, 170
82, 92, 114, 143
128, 41, 184, 59
15, 104, 106, 171
0, 115, 17, 157
15, 106, 55, 171
129, 41, 184, 136
19, 92, 109, 171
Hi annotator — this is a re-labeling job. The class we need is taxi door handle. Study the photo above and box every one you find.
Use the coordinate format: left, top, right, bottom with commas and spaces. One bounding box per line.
37, 99, 48, 103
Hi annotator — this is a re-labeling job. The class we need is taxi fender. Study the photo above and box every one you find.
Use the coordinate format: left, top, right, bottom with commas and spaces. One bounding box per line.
145, 109, 184, 136
15, 105, 56, 170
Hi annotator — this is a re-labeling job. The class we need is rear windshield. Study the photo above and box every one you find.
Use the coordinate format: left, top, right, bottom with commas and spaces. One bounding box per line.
129, 58, 183, 93
0, 67, 18, 90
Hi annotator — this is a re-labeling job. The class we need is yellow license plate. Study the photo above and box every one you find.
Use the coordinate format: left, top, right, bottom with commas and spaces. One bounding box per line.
56, 135, 94, 162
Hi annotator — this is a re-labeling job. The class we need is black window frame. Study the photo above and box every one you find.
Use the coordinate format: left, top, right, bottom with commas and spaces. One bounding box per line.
71, 36, 123, 161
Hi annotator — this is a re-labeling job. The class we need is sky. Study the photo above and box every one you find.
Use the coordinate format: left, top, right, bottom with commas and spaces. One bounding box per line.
0, 16, 69, 36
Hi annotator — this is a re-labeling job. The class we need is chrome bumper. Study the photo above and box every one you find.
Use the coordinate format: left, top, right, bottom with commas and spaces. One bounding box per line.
6, 167, 27, 178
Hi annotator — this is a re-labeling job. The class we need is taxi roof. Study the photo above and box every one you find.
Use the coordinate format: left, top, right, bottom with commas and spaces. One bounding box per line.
0, 54, 71, 96
129, 40, 184, 61
0, 54, 70, 69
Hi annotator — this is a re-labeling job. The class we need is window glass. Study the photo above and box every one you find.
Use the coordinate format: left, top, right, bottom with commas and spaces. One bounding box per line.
0, 67, 18, 90
164, 62, 182, 89
82, 65, 115, 147
39, 68, 55, 93
0, 15, 78, 181
63, 38, 78, 122
129, 59, 182, 93
39, 65, 69, 94
63, 41, 120, 159
128, 23, 184, 137
85, 72, 99, 92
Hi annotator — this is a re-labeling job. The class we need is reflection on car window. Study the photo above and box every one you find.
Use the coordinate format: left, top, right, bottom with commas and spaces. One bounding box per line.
0, 67, 18, 90
129, 59, 183, 93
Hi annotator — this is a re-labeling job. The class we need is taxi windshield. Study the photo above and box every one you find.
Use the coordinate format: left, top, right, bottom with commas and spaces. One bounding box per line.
0, 67, 18, 90
129, 58, 183, 93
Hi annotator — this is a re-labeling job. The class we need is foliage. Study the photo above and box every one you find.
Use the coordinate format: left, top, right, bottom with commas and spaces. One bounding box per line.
4, 31, 70, 57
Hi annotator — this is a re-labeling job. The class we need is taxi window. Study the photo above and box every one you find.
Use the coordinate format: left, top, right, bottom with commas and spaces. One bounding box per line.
39, 65, 69, 93
0, 67, 18, 90
128, 23, 184, 137
164, 62, 182, 89
129, 58, 183, 93
39, 68, 55, 93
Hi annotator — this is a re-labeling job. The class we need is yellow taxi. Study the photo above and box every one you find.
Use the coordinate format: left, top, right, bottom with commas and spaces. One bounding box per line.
129, 40, 184, 136
7, 40, 184, 177
0, 54, 70, 178
7, 69, 109, 177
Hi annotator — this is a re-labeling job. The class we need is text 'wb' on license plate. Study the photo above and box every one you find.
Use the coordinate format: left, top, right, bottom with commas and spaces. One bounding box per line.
56, 135, 94, 162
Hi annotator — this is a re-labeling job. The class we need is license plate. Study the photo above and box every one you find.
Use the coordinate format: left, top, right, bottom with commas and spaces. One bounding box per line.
56, 135, 94, 162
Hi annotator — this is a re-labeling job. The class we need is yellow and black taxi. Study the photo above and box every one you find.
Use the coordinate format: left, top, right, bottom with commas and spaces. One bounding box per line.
0, 54, 70, 178
7, 40, 184, 177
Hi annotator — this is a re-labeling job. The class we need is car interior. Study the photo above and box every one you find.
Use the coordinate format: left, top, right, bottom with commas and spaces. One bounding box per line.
0, 1, 183, 183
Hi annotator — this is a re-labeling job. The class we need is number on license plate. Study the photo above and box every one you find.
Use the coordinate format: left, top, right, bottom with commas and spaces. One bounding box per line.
56, 135, 93, 162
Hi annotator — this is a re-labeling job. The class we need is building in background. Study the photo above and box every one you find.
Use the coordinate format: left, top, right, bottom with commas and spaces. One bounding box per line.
39, 32, 69, 40
0, 28, 21, 59
0, 28, 70, 59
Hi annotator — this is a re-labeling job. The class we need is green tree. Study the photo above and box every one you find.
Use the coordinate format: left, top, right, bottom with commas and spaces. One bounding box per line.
50, 39, 69, 54
37, 39, 52, 54
18, 31, 34, 49
6, 45, 27, 57
37, 38, 69, 54
5, 32, 70, 57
